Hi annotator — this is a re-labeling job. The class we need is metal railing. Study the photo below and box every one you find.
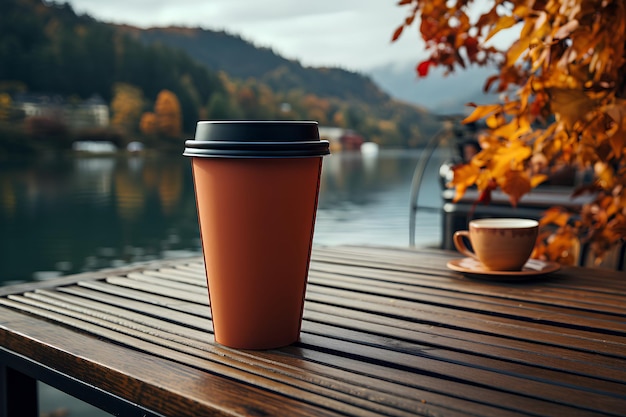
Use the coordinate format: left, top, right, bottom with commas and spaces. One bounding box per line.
408, 120, 456, 247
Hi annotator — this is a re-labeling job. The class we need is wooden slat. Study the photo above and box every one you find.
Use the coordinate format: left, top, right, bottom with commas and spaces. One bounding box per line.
132, 269, 206, 285
304, 287, 626, 358
80, 279, 209, 310
308, 269, 626, 321
303, 302, 624, 379
311, 258, 626, 304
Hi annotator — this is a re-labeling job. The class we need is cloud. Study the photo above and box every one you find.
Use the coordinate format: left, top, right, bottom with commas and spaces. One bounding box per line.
65, 0, 427, 70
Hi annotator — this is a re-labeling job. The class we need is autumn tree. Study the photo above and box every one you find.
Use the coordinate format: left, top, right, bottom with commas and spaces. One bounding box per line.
139, 112, 158, 135
236, 85, 258, 118
154, 90, 182, 138
394, 0, 626, 264
0, 93, 11, 121
301, 94, 331, 125
111, 83, 144, 133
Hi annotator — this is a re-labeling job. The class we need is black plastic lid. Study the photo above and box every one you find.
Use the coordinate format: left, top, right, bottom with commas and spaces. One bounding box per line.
183, 121, 330, 158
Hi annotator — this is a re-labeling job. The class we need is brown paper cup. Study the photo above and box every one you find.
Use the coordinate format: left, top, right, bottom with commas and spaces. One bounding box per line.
184, 121, 329, 349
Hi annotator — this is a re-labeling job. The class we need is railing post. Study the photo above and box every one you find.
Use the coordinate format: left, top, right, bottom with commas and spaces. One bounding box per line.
409, 120, 454, 246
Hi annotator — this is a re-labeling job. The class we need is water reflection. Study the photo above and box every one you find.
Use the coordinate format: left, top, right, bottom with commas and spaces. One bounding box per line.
0, 154, 199, 284
0, 149, 444, 285
73, 157, 115, 203
314, 149, 443, 246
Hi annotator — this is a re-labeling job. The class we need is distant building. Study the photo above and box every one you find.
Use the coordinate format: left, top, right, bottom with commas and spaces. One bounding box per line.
339, 130, 365, 151
13, 93, 110, 130
318, 126, 345, 153
318, 126, 364, 152
65, 95, 110, 129
14, 93, 65, 119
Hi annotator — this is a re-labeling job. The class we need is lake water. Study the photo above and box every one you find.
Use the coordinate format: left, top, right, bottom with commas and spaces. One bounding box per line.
0, 147, 448, 416
0, 148, 447, 286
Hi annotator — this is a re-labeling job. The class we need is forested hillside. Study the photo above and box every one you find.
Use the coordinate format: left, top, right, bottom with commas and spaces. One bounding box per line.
0, 0, 442, 154
0, 0, 224, 134
121, 26, 389, 105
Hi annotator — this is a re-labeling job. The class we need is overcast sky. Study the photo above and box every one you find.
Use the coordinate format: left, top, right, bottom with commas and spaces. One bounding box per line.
61, 0, 427, 72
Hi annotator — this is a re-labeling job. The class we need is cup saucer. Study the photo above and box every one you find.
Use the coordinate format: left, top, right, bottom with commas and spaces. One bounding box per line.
446, 257, 560, 279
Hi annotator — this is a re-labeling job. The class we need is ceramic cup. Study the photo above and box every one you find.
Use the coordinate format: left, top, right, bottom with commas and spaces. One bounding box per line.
184, 121, 329, 349
453, 218, 539, 271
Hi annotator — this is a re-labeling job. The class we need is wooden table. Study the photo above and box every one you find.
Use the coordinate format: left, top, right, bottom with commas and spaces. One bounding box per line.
1, 245, 625, 417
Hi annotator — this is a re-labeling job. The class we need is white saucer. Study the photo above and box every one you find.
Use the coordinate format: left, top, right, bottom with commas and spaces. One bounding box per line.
447, 257, 560, 279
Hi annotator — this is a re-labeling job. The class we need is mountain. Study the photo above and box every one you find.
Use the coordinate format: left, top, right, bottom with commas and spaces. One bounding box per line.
110, 24, 444, 143
368, 62, 500, 115
117, 24, 498, 115
116, 25, 390, 106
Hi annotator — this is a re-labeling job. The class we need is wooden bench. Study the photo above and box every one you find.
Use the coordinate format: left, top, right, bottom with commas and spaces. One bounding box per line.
441, 188, 625, 270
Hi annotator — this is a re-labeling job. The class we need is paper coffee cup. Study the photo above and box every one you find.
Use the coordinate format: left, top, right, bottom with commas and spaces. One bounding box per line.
184, 121, 329, 349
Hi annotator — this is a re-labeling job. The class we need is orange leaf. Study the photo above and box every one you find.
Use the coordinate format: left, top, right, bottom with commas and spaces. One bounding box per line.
392, 25, 404, 42
450, 162, 480, 188
499, 170, 531, 207
609, 132, 625, 158
464, 36, 479, 61
477, 188, 492, 205
540, 208, 571, 227
483, 75, 500, 93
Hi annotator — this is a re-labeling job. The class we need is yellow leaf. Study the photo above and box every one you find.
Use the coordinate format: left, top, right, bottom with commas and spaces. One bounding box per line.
530, 174, 549, 187
490, 142, 532, 178
548, 88, 596, 130
492, 121, 516, 138
485, 113, 501, 128
474, 171, 498, 196
485, 15, 517, 42
450, 163, 480, 189
506, 36, 531, 65
449, 162, 481, 202
462, 104, 500, 124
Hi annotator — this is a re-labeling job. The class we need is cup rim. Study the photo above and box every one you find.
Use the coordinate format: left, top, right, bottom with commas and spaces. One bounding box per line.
469, 218, 538, 229
183, 139, 330, 158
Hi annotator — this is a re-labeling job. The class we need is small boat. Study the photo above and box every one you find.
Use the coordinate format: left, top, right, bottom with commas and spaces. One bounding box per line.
360, 142, 379, 156
127, 141, 145, 154
72, 141, 117, 154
